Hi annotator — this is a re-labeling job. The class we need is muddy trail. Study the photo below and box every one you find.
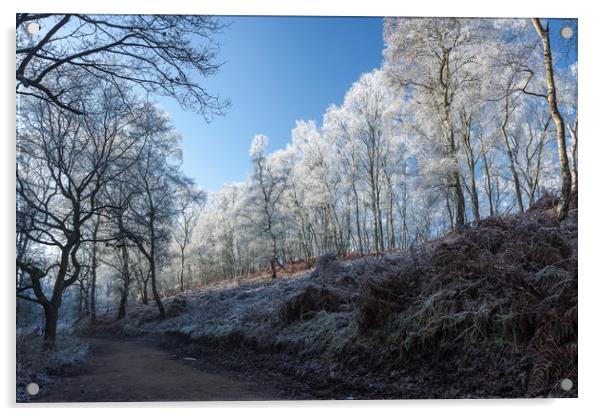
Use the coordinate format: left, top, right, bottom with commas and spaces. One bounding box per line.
32, 337, 290, 402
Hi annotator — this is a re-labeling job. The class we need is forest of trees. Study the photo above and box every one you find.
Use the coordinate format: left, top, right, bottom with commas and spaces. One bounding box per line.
16, 15, 577, 349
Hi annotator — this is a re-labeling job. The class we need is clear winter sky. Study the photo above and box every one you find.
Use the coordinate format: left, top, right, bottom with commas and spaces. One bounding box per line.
159, 16, 577, 193
159, 16, 384, 192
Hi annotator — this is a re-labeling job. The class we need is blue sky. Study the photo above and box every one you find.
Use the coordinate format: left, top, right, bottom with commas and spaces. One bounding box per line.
548, 18, 578, 68
160, 17, 577, 193
160, 16, 384, 192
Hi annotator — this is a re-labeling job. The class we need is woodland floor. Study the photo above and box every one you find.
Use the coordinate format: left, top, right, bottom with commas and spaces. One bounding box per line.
30, 337, 291, 402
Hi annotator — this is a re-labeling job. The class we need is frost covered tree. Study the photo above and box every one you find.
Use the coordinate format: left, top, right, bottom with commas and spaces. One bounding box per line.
173, 182, 205, 292
322, 70, 404, 252
383, 17, 577, 226
245, 135, 292, 278
18, 16, 578, 314
290, 120, 345, 255
383, 17, 487, 227
187, 18, 575, 289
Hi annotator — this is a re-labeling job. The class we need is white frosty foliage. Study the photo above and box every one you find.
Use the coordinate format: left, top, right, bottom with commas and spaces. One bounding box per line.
249, 134, 269, 158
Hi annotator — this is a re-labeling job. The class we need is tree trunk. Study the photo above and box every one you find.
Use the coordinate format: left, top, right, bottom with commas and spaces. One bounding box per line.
77, 283, 84, 318
90, 246, 98, 321
351, 180, 363, 255
179, 246, 186, 292
376, 188, 385, 253
525, 119, 549, 206
460, 114, 480, 221
269, 257, 277, 279
89, 217, 100, 321
117, 242, 130, 320
270, 230, 280, 279
388, 189, 395, 249
468, 171, 480, 221
43, 303, 59, 350
371, 189, 380, 253
503, 143, 525, 213
532, 18, 571, 218
149, 220, 166, 319
568, 115, 578, 192
452, 170, 466, 227
445, 188, 454, 228
39, 240, 78, 349
142, 277, 149, 305
399, 181, 408, 248
483, 154, 495, 217
501, 106, 525, 213
441, 52, 465, 227
150, 262, 165, 319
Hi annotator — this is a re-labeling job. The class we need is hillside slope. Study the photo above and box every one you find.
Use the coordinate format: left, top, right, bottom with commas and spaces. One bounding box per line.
86, 195, 577, 399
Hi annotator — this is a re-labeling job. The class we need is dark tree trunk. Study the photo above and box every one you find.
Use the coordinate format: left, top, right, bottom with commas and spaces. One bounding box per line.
452, 170, 466, 227
78, 283, 84, 318
501, 99, 525, 213
388, 190, 395, 249
445, 188, 454, 228
146, 212, 166, 319
90, 217, 100, 321
142, 276, 149, 305
43, 303, 59, 350
90, 247, 98, 321
441, 51, 465, 228
42, 240, 79, 349
483, 154, 495, 217
117, 242, 130, 320
399, 181, 408, 249
460, 114, 480, 222
270, 257, 277, 279
376, 188, 385, 253
269, 231, 280, 279
150, 263, 165, 319
352, 181, 364, 255
468, 173, 480, 222
179, 246, 186, 292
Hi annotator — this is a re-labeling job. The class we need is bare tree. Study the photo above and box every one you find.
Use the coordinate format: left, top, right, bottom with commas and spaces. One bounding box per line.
16, 84, 140, 348
16, 14, 229, 118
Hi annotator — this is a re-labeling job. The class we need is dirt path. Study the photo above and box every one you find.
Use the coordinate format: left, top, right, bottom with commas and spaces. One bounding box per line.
34, 337, 283, 402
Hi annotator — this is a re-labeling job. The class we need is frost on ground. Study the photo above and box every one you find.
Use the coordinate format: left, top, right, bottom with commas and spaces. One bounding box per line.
16, 332, 91, 402
86, 195, 577, 399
